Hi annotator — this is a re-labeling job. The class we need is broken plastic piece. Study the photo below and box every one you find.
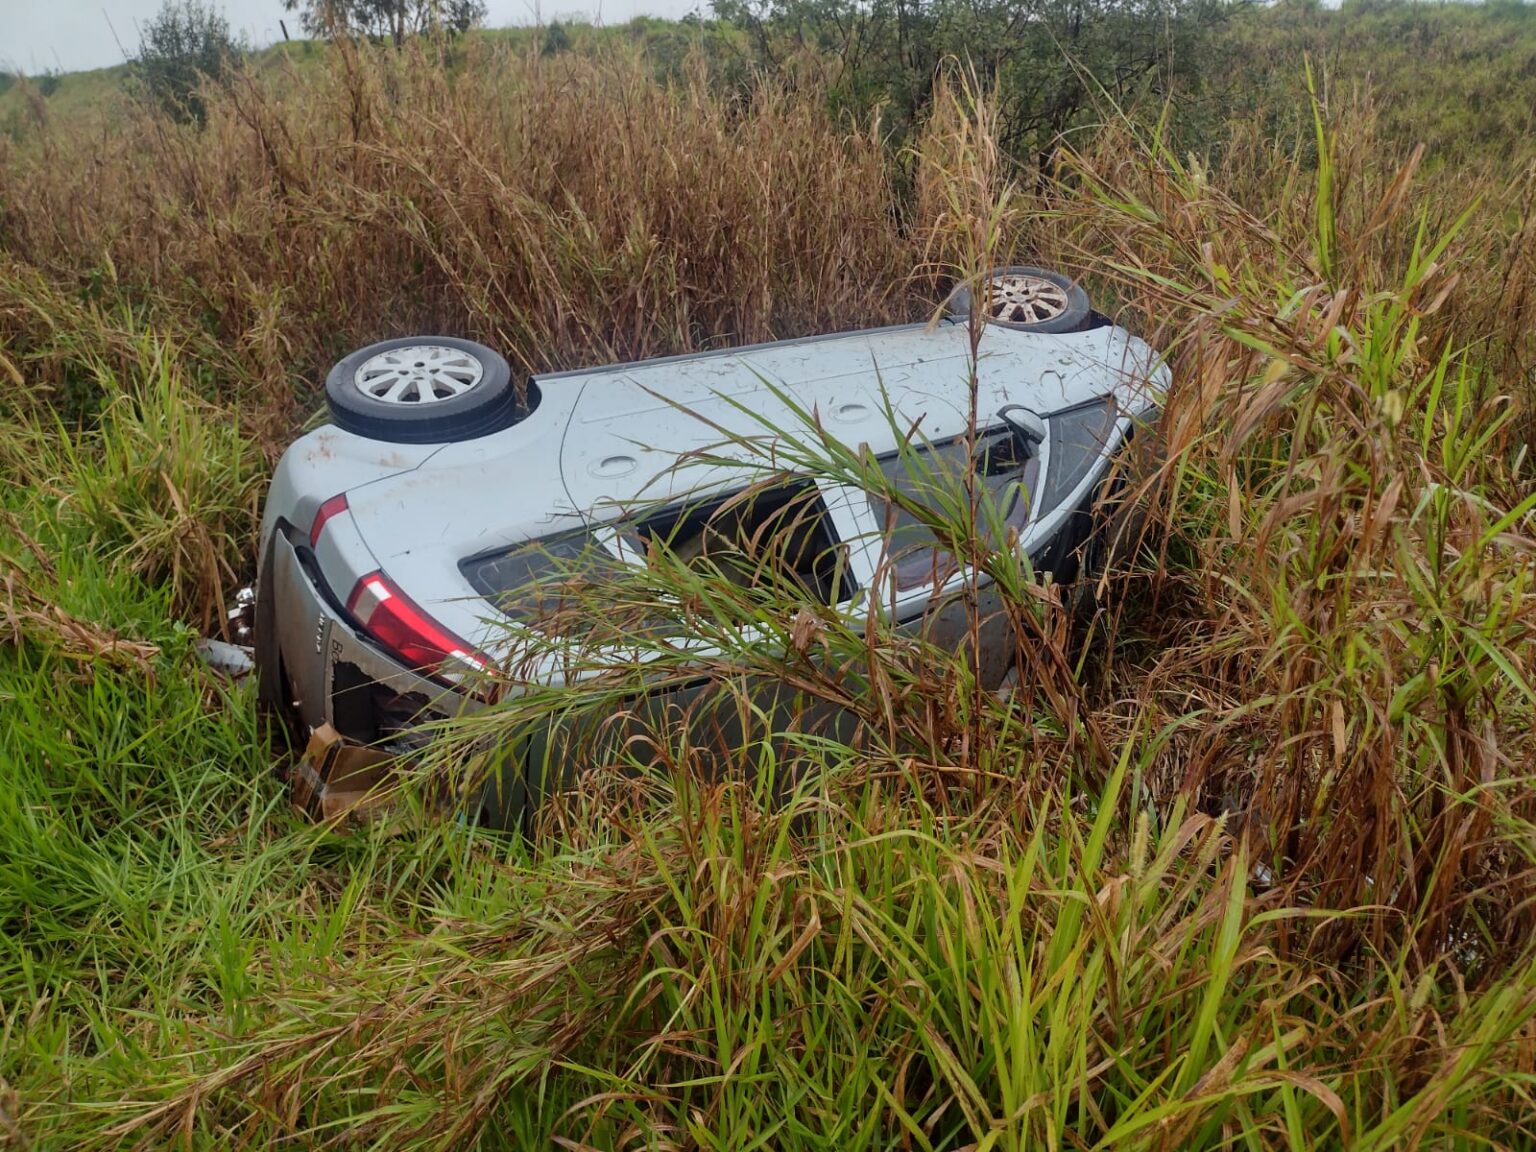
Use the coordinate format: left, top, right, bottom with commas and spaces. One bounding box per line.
196, 638, 255, 679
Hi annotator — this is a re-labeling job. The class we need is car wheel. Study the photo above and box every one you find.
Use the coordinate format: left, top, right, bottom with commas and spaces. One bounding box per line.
324, 336, 527, 444
948, 266, 1092, 334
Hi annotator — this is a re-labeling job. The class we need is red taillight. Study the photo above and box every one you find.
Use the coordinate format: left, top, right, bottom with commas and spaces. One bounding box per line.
346, 570, 487, 677
310, 493, 350, 548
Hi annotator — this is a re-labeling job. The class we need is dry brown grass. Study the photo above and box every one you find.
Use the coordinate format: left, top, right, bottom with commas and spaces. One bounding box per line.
0, 41, 934, 446
2, 41, 1536, 1150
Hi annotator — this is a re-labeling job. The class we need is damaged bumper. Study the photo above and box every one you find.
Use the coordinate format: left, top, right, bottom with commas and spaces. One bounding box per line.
261, 528, 475, 745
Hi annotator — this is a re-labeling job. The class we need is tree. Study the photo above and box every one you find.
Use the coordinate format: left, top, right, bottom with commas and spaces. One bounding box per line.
713, 0, 1233, 165
542, 20, 573, 56
132, 0, 243, 126
283, 0, 488, 46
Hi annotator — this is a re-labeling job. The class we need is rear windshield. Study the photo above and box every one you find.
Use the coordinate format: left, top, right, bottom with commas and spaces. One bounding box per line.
460, 482, 856, 623
867, 427, 1038, 591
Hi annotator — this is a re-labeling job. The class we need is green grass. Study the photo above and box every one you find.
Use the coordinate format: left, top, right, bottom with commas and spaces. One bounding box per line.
0, 65, 131, 132
2, 22, 1536, 1151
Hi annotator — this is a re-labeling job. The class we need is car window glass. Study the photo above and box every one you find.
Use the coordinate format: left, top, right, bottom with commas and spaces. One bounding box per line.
460, 482, 857, 629
867, 427, 1038, 592
637, 482, 856, 607
460, 530, 621, 623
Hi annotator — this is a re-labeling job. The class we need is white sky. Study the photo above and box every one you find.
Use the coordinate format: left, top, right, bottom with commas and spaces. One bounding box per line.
2, 0, 706, 75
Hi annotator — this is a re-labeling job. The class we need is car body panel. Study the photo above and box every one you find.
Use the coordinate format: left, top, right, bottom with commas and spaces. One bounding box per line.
257, 312, 1168, 801
257, 427, 441, 575
557, 319, 1153, 512
335, 319, 1160, 648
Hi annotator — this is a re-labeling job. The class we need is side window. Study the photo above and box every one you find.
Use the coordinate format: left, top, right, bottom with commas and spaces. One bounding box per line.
866, 427, 1038, 592
637, 482, 857, 607
458, 482, 859, 627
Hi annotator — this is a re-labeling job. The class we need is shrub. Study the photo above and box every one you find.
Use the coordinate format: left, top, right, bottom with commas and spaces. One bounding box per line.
285, 0, 488, 44
131, 0, 243, 126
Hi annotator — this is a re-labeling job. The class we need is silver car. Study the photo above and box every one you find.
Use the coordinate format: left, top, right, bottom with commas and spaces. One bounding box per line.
254, 267, 1165, 824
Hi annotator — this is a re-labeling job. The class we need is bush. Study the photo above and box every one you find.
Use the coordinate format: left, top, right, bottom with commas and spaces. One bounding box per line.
285, 0, 488, 45
131, 0, 243, 125
715, 0, 1235, 163
542, 19, 572, 56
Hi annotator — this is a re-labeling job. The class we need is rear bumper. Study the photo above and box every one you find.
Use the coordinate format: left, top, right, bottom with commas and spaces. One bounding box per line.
258, 528, 470, 748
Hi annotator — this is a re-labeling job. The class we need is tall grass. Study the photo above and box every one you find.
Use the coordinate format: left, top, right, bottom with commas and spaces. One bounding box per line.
1, 40, 929, 443
1, 33, 1535, 1152
1038, 99, 1536, 960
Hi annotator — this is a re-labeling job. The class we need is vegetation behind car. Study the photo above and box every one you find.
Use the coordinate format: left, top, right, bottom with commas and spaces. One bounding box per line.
0, 12, 1534, 1150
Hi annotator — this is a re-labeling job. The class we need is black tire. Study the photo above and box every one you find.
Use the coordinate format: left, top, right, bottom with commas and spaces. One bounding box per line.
325, 336, 527, 444
948, 266, 1092, 334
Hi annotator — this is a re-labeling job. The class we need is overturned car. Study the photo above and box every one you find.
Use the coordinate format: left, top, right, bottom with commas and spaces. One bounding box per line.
254, 267, 1165, 826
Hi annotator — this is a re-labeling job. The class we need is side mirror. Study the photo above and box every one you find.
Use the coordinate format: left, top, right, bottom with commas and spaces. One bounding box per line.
997, 405, 1046, 451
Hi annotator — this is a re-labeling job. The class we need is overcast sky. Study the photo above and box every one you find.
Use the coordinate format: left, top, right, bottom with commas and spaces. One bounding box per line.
4, 0, 705, 75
